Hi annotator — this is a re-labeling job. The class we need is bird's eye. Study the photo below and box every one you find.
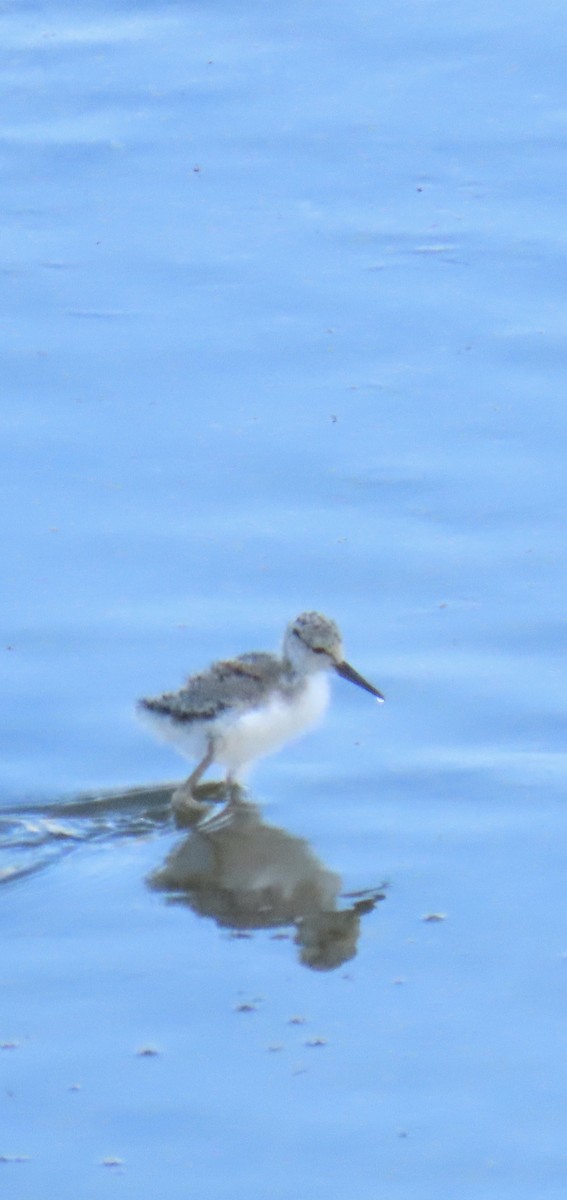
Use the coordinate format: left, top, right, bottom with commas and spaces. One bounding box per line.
292, 629, 326, 654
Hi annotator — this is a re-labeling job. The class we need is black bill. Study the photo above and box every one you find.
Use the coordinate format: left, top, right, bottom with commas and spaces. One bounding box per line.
334, 660, 385, 701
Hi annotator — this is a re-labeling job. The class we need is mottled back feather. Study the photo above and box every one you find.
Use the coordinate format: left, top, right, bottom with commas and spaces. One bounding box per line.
139, 652, 298, 723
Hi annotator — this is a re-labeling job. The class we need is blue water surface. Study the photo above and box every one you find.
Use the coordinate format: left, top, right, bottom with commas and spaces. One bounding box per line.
1, 0, 567, 1196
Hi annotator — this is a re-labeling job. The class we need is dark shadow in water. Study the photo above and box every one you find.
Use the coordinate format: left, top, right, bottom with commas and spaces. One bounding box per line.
0, 784, 385, 970
151, 792, 386, 972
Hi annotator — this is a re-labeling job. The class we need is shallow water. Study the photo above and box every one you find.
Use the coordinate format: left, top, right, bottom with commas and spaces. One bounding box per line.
2, 0, 567, 1196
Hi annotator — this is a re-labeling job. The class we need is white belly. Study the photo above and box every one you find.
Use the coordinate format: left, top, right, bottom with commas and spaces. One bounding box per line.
139, 674, 331, 778
216, 673, 331, 774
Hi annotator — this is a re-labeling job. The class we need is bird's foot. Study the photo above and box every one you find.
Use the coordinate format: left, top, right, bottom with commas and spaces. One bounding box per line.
171, 779, 245, 828
170, 788, 210, 828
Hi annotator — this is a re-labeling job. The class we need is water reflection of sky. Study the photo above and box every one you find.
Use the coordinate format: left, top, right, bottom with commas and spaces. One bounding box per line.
1, 0, 567, 1195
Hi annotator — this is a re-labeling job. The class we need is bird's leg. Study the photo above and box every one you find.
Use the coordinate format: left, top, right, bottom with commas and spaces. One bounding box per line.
171, 742, 215, 815
187, 743, 215, 790
225, 771, 246, 806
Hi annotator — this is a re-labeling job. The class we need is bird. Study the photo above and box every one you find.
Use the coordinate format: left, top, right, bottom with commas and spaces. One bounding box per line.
138, 611, 384, 804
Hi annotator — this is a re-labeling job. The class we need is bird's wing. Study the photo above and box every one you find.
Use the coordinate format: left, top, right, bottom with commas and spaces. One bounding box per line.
140, 653, 291, 722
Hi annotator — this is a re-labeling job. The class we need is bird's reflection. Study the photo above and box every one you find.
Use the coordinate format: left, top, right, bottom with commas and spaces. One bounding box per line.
149, 790, 385, 971
0, 783, 385, 970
